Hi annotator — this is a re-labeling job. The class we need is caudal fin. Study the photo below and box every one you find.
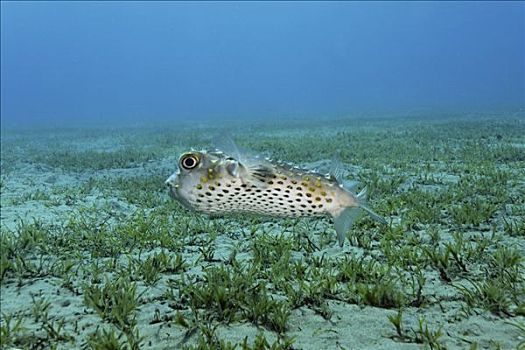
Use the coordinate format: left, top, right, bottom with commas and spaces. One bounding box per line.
332, 187, 387, 247
357, 187, 388, 224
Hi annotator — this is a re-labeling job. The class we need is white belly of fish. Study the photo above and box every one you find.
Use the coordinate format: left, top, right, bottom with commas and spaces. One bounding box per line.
187, 178, 338, 218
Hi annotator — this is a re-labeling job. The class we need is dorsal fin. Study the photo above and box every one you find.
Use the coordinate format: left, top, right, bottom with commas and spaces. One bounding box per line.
342, 180, 359, 191
329, 153, 345, 183
329, 153, 361, 191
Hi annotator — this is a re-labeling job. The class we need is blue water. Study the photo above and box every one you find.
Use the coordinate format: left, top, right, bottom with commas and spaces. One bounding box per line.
1, 1, 524, 127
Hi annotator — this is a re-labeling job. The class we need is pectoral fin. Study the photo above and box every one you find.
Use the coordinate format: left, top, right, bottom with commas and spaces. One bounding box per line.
329, 153, 345, 183
225, 160, 241, 177
238, 164, 270, 188
215, 133, 271, 188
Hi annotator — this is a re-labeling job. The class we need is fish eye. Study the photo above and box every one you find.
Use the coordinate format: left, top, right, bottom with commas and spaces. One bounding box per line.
180, 153, 199, 170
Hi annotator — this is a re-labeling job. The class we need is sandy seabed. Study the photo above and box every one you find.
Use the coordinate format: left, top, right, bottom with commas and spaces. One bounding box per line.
1, 113, 524, 349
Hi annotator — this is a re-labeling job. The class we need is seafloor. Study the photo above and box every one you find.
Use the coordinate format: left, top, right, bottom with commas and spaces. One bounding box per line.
0, 113, 524, 350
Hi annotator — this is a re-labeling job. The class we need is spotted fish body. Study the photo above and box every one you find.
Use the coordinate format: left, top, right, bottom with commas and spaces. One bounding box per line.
166, 145, 386, 246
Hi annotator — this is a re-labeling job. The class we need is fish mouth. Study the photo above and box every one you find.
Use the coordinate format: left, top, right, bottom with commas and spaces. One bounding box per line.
168, 186, 178, 199
165, 174, 180, 199
165, 179, 194, 210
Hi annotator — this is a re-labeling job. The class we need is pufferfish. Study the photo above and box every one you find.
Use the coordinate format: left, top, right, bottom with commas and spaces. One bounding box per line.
165, 140, 387, 246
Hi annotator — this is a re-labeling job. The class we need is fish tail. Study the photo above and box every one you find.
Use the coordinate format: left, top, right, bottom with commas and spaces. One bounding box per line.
332, 187, 387, 247
356, 187, 388, 224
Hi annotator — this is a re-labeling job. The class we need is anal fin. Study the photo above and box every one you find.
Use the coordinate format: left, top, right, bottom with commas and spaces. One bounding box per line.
333, 207, 361, 247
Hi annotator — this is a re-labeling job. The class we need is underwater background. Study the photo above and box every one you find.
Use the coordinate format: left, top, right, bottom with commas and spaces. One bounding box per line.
1, 1, 524, 349
1, 1, 524, 127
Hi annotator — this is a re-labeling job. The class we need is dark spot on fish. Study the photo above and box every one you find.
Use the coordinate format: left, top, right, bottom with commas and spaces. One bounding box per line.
222, 189, 229, 193
241, 184, 247, 188
315, 197, 321, 201
326, 198, 333, 203
205, 192, 212, 196
277, 181, 284, 185
307, 200, 313, 204
295, 198, 301, 202
208, 185, 215, 191
300, 204, 307, 208
273, 187, 281, 191
306, 193, 312, 198
296, 186, 302, 191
